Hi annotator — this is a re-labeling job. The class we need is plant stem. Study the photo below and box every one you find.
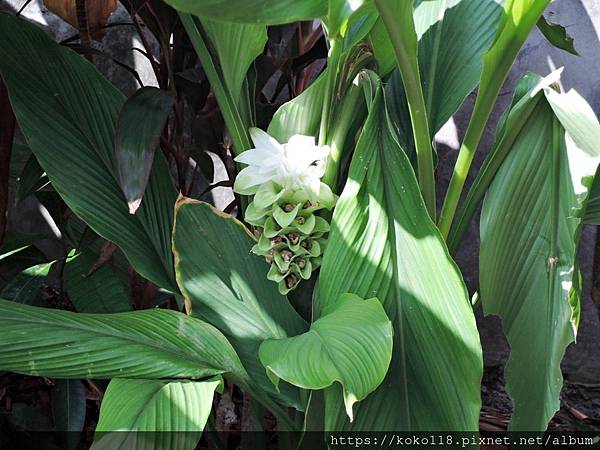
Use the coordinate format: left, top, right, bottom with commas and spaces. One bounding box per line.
437, 96, 494, 238
375, 0, 436, 219
322, 83, 364, 190
318, 38, 342, 147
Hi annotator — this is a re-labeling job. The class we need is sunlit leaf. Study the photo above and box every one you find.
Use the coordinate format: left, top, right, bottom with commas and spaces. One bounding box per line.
260, 293, 392, 420
165, 0, 326, 24
92, 378, 221, 450
480, 75, 600, 430
320, 88, 482, 430
172, 198, 308, 411
0, 300, 245, 381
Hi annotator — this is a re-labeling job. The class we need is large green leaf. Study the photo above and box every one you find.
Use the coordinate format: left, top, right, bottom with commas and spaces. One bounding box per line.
172, 198, 308, 411
319, 89, 482, 430
480, 77, 600, 430
259, 293, 392, 420
92, 378, 221, 450
0, 299, 245, 381
116, 87, 174, 215
0, 13, 177, 291
165, 0, 326, 24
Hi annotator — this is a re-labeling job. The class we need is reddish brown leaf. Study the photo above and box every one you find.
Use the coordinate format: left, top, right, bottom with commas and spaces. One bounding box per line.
43, 0, 117, 39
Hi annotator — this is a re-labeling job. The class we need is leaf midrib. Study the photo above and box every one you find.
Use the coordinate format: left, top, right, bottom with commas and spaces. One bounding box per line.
3, 310, 226, 375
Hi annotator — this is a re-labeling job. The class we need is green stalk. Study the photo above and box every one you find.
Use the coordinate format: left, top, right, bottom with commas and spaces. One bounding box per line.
437, 96, 496, 238
179, 13, 251, 154
438, 0, 551, 238
318, 38, 343, 147
322, 83, 365, 190
374, 0, 436, 219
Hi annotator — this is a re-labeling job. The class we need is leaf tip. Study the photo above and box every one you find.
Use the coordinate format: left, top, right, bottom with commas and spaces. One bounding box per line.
344, 392, 358, 422
128, 198, 142, 214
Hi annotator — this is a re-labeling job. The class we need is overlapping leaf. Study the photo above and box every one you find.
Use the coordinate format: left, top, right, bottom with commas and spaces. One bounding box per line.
0, 300, 245, 381
172, 198, 308, 410
371, 0, 504, 134
0, 13, 177, 291
259, 293, 393, 420
480, 76, 600, 430
319, 89, 482, 430
63, 250, 131, 313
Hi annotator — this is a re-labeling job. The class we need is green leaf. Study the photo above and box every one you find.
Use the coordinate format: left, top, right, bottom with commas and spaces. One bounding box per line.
201, 20, 267, 108
259, 293, 392, 421
172, 198, 308, 411
0, 233, 47, 290
0, 262, 52, 305
537, 15, 578, 56
0, 299, 245, 380
371, 0, 504, 134
0, 13, 178, 292
52, 379, 86, 450
116, 87, 175, 215
584, 168, 600, 224
480, 78, 600, 430
373, 0, 436, 218
165, 0, 326, 24
63, 250, 131, 313
438, 0, 551, 237
92, 378, 222, 450
415, 0, 504, 133
267, 70, 327, 143
327, 0, 374, 39
319, 88, 482, 430
447, 72, 544, 252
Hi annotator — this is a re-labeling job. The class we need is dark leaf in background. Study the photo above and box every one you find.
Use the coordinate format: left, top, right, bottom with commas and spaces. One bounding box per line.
0, 233, 47, 291
52, 379, 86, 450
116, 87, 175, 214
63, 249, 131, 313
0, 76, 16, 248
0, 261, 53, 306
537, 15, 578, 56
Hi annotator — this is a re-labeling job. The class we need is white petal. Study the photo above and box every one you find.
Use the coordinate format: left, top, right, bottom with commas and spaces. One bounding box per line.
235, 147, 281, 166
233, 166, 271, 194
249, 127, 284, 154
287, 134, 315, 148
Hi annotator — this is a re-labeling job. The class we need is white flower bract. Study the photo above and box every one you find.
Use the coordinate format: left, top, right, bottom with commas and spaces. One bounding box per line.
233, 128, 330, 200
